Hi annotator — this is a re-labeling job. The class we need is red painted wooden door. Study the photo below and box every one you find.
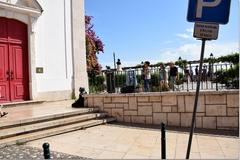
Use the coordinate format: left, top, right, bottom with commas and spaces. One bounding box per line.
0, 17, 29, 102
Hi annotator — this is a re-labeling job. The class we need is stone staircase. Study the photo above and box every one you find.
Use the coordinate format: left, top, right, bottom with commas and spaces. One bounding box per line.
0, 101, 116, 148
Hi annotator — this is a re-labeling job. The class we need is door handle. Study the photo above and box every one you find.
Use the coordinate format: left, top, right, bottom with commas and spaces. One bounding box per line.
6, 71, 10, 80
10, 71, 14, 80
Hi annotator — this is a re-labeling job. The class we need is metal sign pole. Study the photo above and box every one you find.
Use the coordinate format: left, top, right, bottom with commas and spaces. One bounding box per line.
186, 38, 206, 159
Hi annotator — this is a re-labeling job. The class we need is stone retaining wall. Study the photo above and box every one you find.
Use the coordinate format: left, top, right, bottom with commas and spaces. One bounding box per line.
84, 91, 239, 130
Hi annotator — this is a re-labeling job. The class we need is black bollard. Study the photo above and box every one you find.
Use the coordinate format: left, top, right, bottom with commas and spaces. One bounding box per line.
42, 143, 51, 159
161, 122, 166, 159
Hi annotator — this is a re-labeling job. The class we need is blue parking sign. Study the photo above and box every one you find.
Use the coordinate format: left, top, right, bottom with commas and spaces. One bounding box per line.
187, 0, 231, 24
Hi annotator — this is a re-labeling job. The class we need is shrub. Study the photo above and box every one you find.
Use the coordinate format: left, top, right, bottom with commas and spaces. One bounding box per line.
151, 73, 159, 87
89, 75, 105, 93
178, 72, 184, 80
136, 74, 143, 84
214, 64, 239, 88
115, 74, 126, 87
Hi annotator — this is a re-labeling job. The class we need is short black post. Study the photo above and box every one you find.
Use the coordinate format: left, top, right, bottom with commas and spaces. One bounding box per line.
161, 122, 166, 159
43, 143, 51, 159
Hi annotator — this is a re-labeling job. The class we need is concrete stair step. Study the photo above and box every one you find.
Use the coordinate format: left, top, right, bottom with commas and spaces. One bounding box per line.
0, 112, 108, 139
0, 107, 99, 129
1, 101, 45, 108
0, 117, 116, 148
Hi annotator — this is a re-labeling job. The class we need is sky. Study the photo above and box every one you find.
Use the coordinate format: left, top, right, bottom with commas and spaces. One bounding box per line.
85, 0, 239, 68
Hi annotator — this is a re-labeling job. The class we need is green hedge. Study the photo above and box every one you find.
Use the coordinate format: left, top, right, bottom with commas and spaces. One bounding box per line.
89, 75, 105, 93
115, 74, 126, 87
214, 64, 239, 89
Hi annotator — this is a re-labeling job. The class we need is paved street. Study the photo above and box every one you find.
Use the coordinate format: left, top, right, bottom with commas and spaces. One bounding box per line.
0, 145, 87, 159
25, 124, 239, 159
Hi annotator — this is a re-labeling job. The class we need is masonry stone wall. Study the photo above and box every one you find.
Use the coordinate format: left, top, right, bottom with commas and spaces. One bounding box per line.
84, 91, 239, 130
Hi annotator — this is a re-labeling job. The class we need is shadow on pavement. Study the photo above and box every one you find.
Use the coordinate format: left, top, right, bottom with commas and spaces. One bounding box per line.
109, 122, 239, 137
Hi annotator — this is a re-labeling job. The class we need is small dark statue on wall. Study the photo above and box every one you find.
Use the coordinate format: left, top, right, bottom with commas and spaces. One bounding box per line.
72, 87, 87, 108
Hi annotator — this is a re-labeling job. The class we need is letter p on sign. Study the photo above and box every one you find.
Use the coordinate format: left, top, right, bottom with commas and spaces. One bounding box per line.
187, 0, 231, 25
196, 0, 221, 18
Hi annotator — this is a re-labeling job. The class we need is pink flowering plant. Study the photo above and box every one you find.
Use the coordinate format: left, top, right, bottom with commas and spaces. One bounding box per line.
85, 15, 104, 75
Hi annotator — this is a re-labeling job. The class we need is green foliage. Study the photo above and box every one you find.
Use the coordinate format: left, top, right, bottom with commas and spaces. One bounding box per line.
178, 72, 184, 80
204, 53, 239, 64
214, 64, 239, 89
115, 74, 126, 87
16, 141, 26, 145
89, 75, 105, 93
151, 86, 160, 92
218, 53, 239, 64
175, 60, 188, 68
96, 75, 105, 85
225, 64, 239, 78
136, 74, 143, 84
151, 74, 160, 87
155, 62, 164, 66
89, 75, 105, 86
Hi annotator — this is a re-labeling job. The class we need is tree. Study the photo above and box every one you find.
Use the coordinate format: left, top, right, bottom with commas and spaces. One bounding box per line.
85, 15, 104, 76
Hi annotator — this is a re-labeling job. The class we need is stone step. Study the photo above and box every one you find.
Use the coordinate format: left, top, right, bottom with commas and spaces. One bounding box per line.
0, 107, 99, 129
1, 101, 45, 108
0, 117, 116, 148
0, 112, 108, 139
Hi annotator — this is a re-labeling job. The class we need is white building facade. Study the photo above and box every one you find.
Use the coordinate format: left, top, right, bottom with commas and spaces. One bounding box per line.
0, 0, 88, 103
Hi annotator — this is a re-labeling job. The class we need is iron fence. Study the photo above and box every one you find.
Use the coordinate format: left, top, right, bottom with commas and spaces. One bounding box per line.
89, 63, 239, 93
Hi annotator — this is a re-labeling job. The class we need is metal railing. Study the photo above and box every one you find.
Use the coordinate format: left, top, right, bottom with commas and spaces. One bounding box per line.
89, 63, 239, 93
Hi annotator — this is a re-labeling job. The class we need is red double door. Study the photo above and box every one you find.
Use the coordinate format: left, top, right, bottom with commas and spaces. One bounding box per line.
0, 17, 29, 102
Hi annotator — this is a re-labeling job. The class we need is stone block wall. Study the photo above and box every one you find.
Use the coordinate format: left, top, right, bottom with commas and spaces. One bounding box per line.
84, 91, 239, 130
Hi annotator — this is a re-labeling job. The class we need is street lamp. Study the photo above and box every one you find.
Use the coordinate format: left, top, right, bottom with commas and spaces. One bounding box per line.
178, 57, 184, 90
178, 56, 183, 72
210, 53, 214, 81
178, 57, 182, 62
209, 53, 215, 90
178, 56, 183, 71
210, 53, 213, 58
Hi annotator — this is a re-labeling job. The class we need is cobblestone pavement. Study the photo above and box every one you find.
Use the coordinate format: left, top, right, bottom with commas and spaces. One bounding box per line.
0, 145, 89, 159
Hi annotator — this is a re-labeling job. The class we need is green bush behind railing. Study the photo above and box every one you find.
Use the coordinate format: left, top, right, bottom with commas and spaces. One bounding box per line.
214, 64, 239, 88
115, 74, 126, 87
89, 75, 105, 93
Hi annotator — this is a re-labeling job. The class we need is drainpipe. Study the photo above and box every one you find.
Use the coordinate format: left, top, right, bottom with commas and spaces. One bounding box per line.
70, 0, 76, 98
63, 0, 68, 78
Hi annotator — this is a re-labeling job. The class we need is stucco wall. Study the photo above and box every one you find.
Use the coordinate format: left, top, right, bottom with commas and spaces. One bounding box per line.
34, 0, 88, 100
85, 91, 239, 131
35, 0, 73, 92
0, 0, 88, 101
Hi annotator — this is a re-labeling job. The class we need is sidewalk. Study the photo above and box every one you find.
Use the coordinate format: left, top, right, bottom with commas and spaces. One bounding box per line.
25, 124, 239, 159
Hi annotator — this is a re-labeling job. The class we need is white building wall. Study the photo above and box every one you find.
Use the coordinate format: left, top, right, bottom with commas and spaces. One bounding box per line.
35, 0, 73, 92
0, 0, 88, 101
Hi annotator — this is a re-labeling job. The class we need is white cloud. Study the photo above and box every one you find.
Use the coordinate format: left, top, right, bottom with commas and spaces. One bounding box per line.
186, 27, 194, 34
176, 27, 194, 39
158, 42, 238, 62
176, 33, 191, 39
101, 42, 238, 68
